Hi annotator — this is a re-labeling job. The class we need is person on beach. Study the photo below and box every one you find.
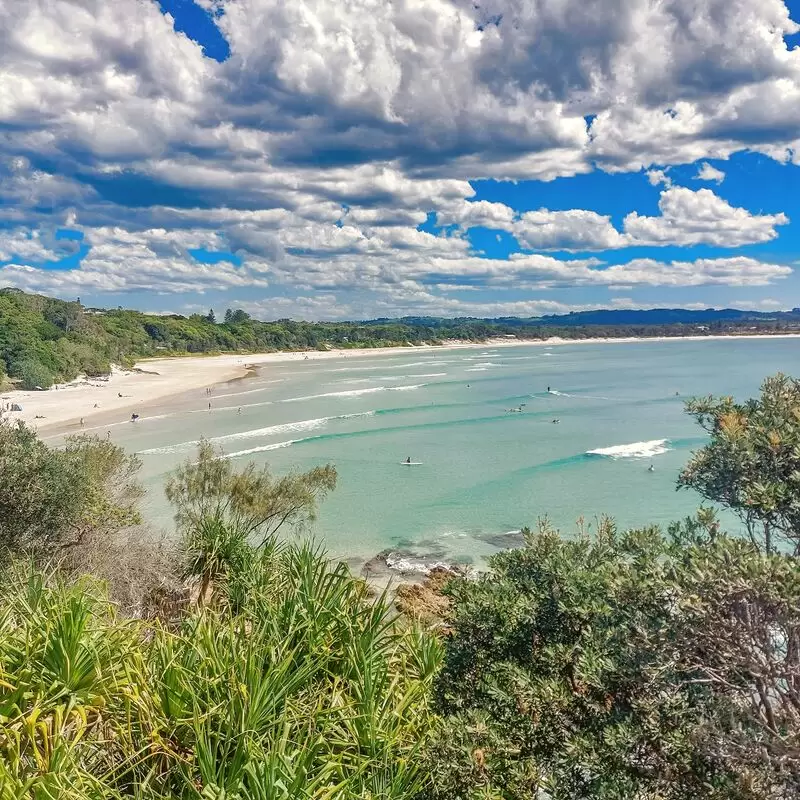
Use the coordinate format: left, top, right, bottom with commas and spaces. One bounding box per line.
208, 402, 212, 411
80, 417, 84, 427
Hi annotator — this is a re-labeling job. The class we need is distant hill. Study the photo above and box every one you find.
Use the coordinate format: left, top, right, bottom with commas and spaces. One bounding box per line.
374, 308, 800, 327
1, 287, 798, 390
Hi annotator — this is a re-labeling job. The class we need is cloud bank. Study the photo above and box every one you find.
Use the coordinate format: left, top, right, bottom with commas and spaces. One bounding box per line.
0, 0, 797, 317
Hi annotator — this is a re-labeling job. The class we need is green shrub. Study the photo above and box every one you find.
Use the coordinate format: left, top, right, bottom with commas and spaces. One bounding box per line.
0, 540, 440, 798
424, 517, 800, 800
13, 357, 55, 389
0, 420, 142, 559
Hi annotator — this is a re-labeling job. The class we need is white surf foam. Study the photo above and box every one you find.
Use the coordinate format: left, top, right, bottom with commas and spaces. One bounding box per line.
372, 372, 446, 380
586, 439, 670, 459
222, 440, 299, 459
138, 411, 374, 455
549, 389, 612, 401
326, 360, 450, 373
281, 384, 424, 402
211, 380, 285, 400
384, 555, 455, 575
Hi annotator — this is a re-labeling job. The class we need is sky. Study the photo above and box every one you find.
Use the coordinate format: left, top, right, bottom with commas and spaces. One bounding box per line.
1, 0, 800, 321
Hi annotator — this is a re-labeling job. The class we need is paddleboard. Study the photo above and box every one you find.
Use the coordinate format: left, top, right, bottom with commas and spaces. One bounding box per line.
400, 461, 423, 466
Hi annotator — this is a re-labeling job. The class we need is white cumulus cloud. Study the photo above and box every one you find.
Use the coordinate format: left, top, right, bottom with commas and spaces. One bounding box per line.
623, 187, 788, 247
696, 163, 726, 183
0, 0, 797, 312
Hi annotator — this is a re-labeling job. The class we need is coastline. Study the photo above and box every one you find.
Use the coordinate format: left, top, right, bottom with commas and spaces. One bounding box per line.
4, 333, 799, 436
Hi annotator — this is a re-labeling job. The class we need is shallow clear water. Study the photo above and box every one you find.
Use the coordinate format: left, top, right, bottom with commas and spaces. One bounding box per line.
97, 339, 800, 568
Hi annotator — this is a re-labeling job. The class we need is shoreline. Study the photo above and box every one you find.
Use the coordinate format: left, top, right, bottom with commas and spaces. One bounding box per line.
4, 332, 799, 436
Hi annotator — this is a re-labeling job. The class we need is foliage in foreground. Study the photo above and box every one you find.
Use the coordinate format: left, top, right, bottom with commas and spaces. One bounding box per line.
5, 375, 800, 798
680, 373, 800, 554
0, 420, 142, 560
424, 517, 800, 800
166, 439, 337, 606
0, 542, 440, 799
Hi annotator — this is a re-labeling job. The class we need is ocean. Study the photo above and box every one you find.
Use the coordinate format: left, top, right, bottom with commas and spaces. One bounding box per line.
107, 338, 800, 571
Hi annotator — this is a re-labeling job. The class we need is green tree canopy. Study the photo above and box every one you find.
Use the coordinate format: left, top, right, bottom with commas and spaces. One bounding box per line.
0, 420, 142, 558
425, 517, 800, 800
165, 441, 337, 604
679, 373, 800, 553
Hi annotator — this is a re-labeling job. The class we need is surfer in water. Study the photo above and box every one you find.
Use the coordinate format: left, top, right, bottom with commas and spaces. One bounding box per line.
648, 464, 655, 472
406, 457, 412, 464
547, 386, 551, 393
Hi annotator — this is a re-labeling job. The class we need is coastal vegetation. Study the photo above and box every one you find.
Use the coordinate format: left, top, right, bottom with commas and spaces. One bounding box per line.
3, 287, 800, 389
1, 377, 800, 797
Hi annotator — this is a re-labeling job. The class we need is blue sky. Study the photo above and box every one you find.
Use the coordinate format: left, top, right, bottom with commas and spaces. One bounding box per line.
1, 0, 800, 319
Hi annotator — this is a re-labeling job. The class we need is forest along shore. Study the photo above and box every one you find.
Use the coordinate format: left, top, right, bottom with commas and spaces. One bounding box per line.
5, 333, 800, 435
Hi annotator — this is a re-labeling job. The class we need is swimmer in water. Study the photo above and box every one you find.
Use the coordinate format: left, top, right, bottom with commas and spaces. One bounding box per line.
237, 407, 242, 415
648, 464, 655, 472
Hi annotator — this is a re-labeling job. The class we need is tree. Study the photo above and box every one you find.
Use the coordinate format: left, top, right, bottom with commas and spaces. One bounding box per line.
679, 373, 800, 553
206, 307, 216, 323
0, 420, 143, 559
664, 536, 800, 793
226, 308, 250, 324
165, 440, 336, 603
424, 516, 800, 800
14, 357, 55, 389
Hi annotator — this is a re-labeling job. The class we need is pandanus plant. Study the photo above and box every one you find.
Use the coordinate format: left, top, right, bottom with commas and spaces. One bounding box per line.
0, 538, 441, 799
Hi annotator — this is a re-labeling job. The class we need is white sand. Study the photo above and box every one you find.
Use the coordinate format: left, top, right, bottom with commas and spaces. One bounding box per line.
3, 334, 798, 436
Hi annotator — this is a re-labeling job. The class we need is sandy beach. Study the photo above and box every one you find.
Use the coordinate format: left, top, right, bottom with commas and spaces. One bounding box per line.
4, 334, 799, 436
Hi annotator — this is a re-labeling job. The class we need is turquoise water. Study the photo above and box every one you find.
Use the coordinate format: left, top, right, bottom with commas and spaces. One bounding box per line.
102, 339, 800, 568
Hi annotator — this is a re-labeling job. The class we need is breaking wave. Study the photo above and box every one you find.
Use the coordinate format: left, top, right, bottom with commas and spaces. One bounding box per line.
280, 384, 424, 402
548, 389, 613, 401
222, 440, 298, 459
371, 372, 446, 380
586, 439, 670, 459
326, 360, 451, 373
138, 411, 374, 455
